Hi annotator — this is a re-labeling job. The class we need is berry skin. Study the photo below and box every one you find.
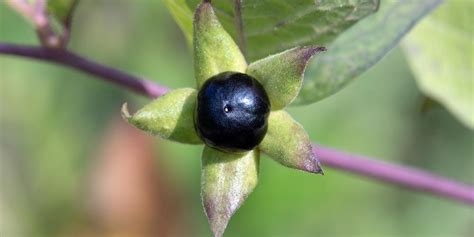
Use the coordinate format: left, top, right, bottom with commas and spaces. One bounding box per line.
196, 72, 271, 152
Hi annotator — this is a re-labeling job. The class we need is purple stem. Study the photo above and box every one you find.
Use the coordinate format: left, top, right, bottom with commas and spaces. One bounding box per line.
0, 43, 170, 98
1, 42, 473, 205
314, 146, 474, 205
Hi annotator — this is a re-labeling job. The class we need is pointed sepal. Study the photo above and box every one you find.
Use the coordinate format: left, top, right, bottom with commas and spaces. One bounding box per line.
247, 46, 326, 110
193, 1, 247, 88
201, 146, 259, 237
121, 88, 202, 144
259, 110, 323, 174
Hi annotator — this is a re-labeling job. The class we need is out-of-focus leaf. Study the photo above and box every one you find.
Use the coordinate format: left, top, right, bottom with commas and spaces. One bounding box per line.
420, 96, 442, 114
259, 110, 322, 174
47, 0, 78, 24
247, 46, 326, 110
293, 0, 442, 105
240, 0, 379, 61
163, 0, 194, 46
193, 2, 247, 88
201, 146, 259, 237
165, 0, 379, 61
403, 0, 473, 129
121, 88, 202, 144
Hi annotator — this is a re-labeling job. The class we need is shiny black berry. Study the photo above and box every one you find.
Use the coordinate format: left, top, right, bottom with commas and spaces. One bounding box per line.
195, 71, 271, 152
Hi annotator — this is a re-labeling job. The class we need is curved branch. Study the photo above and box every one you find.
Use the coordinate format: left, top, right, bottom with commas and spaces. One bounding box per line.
0, 43, 169, 97
314, 146, 474, 205
6, 0, 59, 47
1, 42, 473, 205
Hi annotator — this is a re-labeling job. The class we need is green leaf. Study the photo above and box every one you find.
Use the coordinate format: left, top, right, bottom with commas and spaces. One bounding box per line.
259, 110, 322, 174
163, 0, 194, 47
402, 0, 474, 129
293, 0, 442, 105
47, 0, 78, 24
165, 0, 379, 61
240, 0, 379, 61
121, 88, 202, 144
193, 2, 247, 89
201, 146, 259, 237
247, 46, 326, 110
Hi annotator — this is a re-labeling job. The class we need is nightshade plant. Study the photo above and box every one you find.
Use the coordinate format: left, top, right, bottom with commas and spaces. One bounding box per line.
121, 2, 324, 236
2, 0, 474, 236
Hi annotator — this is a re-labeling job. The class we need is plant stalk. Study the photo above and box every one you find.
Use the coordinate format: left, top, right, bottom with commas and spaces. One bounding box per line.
1, 42, 473, 205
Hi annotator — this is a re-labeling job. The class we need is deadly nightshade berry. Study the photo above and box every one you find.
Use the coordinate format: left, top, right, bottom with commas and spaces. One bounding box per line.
122, 2, 325, 236
195, 72, 271, 152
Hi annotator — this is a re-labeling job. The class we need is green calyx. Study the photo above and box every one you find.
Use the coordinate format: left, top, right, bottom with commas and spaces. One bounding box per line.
121, 1, 325, 236
201, 146, 259, 237
122, 88, 202, 144
247, 46, 326, 110
260, 110, 323, 174
193, 2, 247, 88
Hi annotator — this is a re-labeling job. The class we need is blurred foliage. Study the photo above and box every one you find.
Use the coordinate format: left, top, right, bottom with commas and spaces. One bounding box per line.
403, 0, 474, 129
165, 0, 378, 60
47, 0, 78, 23
0, 1, 473, 237
294, 0, 442, 105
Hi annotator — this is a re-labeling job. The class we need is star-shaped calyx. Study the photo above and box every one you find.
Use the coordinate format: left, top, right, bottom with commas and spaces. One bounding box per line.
121, 2, 325, 237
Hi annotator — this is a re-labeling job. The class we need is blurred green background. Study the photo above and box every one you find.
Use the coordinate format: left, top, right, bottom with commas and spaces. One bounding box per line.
1, 1, 473, 237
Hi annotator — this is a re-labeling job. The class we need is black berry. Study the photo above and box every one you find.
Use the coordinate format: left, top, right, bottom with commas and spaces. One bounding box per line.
196, 71, 271, 152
